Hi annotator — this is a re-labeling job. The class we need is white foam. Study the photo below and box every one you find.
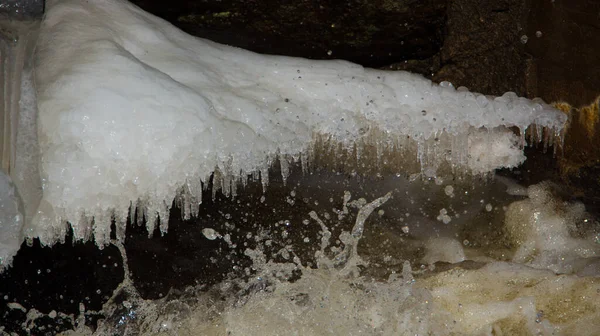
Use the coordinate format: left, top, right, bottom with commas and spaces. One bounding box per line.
505, 182, 599, 273
423, 237, 466, 264
25, 0, 567, 248
420, 262, 600, 335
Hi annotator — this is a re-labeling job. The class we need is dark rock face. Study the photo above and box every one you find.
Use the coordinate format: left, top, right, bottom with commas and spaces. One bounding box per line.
433, 0, 530, 95
525, 0, 600, 106
0, 0, 45, 20
129, 0, 448, 68
128, 0, 600, 104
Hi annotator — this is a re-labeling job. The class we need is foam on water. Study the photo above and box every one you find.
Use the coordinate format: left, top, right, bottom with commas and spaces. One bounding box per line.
505, 182, 599, 274
11, 0, 566, 252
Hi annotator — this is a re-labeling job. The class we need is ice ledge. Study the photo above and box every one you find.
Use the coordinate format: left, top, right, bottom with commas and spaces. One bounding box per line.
20, 0, 567, 249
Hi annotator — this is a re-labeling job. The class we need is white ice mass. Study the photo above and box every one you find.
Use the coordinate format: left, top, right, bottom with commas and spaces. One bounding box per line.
0, 172, 24, 269
3, 0, 567, 261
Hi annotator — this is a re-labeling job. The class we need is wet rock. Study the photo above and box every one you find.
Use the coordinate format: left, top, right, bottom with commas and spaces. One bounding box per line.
128, 0, 600, 104
525, 0, 600, 106
129, 0, 448, 68
432, 0, 531, 96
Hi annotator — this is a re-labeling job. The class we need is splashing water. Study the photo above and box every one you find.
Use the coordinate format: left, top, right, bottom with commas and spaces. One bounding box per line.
29, 183, 597, 336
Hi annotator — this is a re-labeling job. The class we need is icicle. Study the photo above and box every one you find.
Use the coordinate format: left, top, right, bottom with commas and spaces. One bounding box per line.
230, 175, 238, 199
547, 127, 555, 149
92, 211, 110, 246
240, 169, 248, 188
128, 201, 135, 226
518, 127, 526, 150
157, 200, 169, 234
135, 200, 145, 227
280, 155, 290, 186
142, 203, 155, 237
300, 148, 310, 175
542, 126, 550, 153
536, 124, 543, 145
211, 170, 222, 201
114, 205, 127, 241
197, 179, 203, 212
553, 127, 563, 156
223, 174, 232, 198
260, 164, 270, 193
72, 212, 91, 242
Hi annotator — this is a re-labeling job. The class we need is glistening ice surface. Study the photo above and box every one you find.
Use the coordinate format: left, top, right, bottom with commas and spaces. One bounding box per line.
26, 0, 566, 249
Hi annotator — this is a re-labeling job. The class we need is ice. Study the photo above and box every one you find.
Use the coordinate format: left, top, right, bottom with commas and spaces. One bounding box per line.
14, 69, 42, 228
467, 127, 526, 174
15, 0, 566, 250
0, 17, 40, 270
0, 18, 41, 206
0, 17, 42, 270
0, 171, 24, 271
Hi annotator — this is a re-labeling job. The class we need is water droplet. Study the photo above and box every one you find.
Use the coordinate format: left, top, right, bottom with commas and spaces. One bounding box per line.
202, 228, 220, 240
444, 185, 455, 197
